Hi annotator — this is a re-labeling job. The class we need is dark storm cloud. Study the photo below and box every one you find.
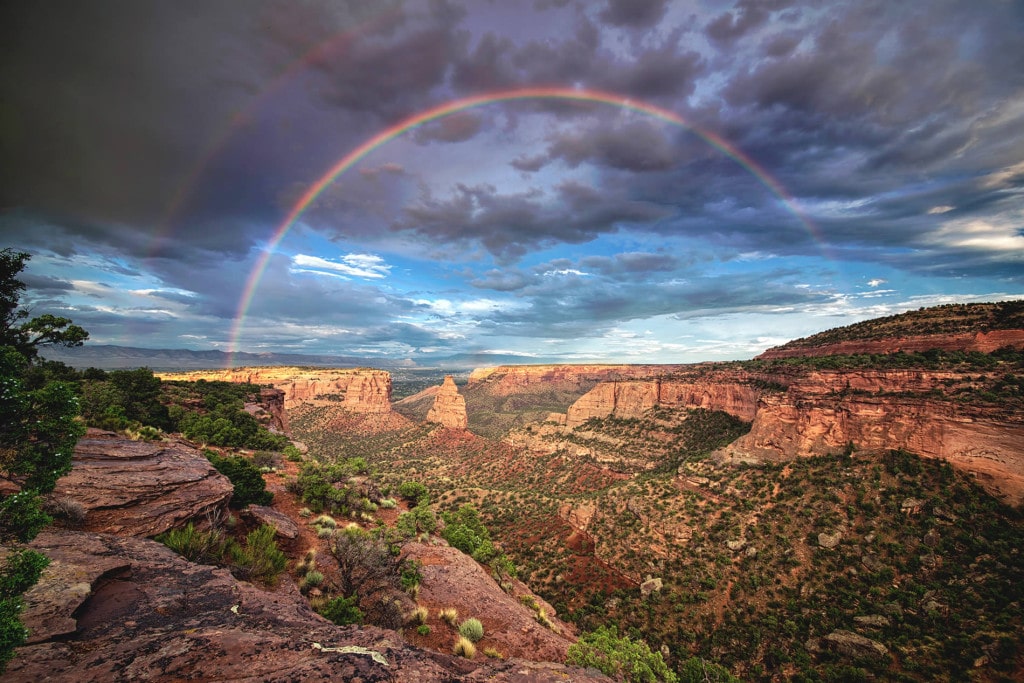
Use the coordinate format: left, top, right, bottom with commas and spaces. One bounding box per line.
399, 181, 669, 263
469, 269, 530, 292
599, 0, 669, 29
18, 273, 74, 294
412, 112, 484, 143
579, 252, 677, 277
545, 120, 679, 171
2, 0, 1022, 359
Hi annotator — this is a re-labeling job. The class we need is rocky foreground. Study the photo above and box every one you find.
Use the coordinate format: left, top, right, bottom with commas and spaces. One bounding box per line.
11, 530, 608, 682
9, 431, 610, 682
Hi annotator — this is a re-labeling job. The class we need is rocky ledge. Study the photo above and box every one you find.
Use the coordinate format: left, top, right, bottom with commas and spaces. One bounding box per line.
10, 530, 611, 682
50, 429, 232, 537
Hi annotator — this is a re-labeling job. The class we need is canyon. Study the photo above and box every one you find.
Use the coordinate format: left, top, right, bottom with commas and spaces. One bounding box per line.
548, 365, 1024, 505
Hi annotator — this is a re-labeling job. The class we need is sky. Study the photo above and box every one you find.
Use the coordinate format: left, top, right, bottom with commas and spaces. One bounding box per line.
2, 0, 1023, 367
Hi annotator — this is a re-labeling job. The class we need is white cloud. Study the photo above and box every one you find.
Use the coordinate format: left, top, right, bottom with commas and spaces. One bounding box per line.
925, 219, 1024, 254
867, 278, 886, 287
927, 205, 954, 215
979, 160, 1024, 190
543, 268, 590, 277
292, 253, 391, 279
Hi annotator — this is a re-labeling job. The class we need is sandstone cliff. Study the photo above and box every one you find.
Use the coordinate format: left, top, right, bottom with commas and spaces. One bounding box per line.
565, 378, 759, 427
559, 367, 1024, 505
158, 366, 392, 412
467, 364, 677, 396
721, 371, 1024, 504
426, 375, 468, 429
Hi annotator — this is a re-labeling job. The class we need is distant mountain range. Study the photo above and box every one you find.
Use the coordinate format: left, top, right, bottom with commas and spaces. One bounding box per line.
39, 344, 560, 371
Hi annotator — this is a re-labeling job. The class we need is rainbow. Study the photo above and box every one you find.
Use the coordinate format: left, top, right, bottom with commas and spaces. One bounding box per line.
228, 86, 818, 364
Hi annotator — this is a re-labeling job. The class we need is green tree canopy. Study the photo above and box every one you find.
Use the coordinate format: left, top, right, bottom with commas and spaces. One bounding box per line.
0, 248, 88, 671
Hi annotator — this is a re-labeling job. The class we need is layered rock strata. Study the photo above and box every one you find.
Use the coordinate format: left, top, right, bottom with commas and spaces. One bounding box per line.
50, 429, 233, 537
565, 378, 759, 427
158, 367, 392, 412
560, 368, 1024, 505
426, 375, 468, 429
467, 364, 679, 396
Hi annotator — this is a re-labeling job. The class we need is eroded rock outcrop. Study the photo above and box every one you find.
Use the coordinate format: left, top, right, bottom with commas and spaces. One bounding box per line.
468, 364, 675, 396
426, 375, 468, 429
559, 366, 1024, 505
565, 378, 759, 427
158, 367, 393, 412
51, 429, 232, 537
10, 530, 611, 682
715, 368, 1024, 503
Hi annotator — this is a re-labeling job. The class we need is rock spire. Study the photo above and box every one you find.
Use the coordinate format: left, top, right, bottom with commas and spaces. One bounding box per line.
426, 375, 468, 429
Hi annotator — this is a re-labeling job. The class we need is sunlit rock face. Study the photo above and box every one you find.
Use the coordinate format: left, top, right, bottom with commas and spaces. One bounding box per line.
158, 367, 393, 412
426, 375, 468, 429
559, 367, 1024, 506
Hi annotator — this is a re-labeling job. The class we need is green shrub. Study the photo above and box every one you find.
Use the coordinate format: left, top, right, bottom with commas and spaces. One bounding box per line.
677, 657, 739, 683
566, 625, 678, 683
459, 617, 484, 642
157, 523, 228, 564
484, 647, 503, 659
302, 570, 324, 589
312, 514, 337, 528
318, 594, 363, 626
417, 624, 431, 636
228, 524, 288, 586
205, 452, 273, 509
398, 480, 429, 504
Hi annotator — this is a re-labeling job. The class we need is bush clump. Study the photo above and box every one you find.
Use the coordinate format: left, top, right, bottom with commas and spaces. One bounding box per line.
227, 524, 288, 586
459, 617, 484, 643
317, 594, 363, 626
566, 625, 677, 683
157, 523, 228, 565
205, 452, 273, 509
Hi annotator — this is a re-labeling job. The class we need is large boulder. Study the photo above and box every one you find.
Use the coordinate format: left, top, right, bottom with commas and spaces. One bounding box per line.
50, 430, 232, 537
9, 530, 611, 682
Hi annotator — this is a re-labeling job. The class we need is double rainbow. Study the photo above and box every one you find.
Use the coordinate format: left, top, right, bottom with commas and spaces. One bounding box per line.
228, 86, 817, 363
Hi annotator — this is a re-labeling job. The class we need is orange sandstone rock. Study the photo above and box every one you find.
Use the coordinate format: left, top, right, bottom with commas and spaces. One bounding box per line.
426, 375, 468, 429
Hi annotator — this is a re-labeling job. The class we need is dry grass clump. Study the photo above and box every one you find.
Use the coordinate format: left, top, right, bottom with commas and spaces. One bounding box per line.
407, 605, 429, 626
439, 607, 459, 626
453, 636, 476, 659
